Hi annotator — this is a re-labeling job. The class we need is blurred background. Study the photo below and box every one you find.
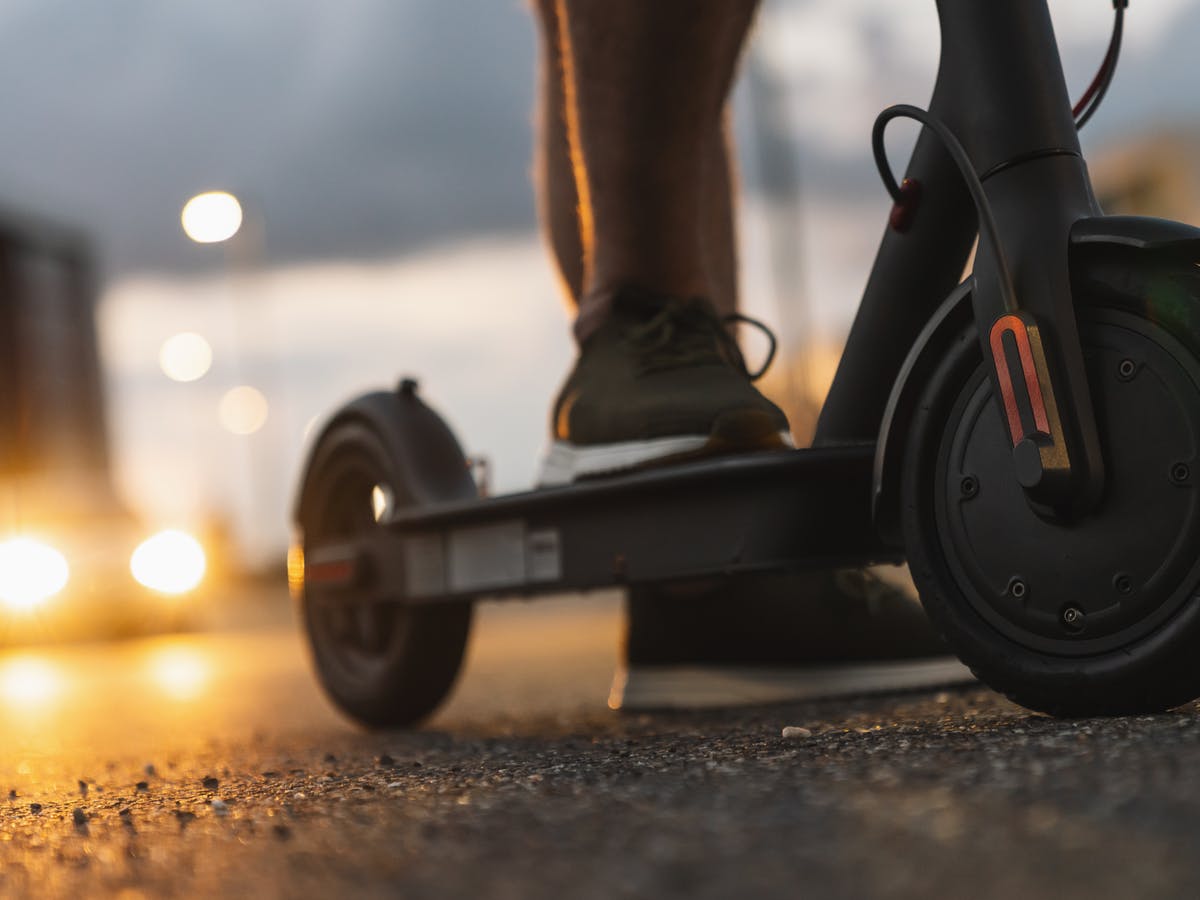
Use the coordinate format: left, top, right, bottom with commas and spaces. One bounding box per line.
0, 0, 1194, 634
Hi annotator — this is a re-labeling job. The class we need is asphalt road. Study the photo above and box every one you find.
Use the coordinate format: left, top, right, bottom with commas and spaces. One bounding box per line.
2, 586, 1200, 899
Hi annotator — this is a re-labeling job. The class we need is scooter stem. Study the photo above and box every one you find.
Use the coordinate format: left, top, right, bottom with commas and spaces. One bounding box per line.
818, 0, 1105, 515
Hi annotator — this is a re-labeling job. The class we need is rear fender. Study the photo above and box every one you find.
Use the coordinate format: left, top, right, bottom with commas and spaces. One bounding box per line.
294, 379, 476, 527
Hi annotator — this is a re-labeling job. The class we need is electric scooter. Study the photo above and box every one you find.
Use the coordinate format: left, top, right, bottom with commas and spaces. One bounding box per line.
292, 0, 1200, 726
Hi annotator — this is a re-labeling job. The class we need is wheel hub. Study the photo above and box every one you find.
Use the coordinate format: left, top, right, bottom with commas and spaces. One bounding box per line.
937, 309, 1200, 655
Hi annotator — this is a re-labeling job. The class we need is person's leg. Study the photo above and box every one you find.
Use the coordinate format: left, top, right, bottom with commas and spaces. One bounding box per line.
703, 123, 739, 320
533, 0, 787, 486
533, 0, 743, 320
528, 1, 971, 709
556, 0, 755, 335
533, 0, 584, 305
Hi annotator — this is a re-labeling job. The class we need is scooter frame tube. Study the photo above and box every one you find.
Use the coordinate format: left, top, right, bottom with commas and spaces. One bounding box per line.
816, 0, 1105, 512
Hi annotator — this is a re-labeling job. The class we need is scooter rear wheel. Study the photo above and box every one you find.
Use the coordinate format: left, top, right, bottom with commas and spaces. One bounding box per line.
904, 302, 1200, 715
297, 417, 471, 728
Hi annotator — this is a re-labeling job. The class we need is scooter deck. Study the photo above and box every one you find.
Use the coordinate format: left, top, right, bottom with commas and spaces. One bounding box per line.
304, 444, 901, 607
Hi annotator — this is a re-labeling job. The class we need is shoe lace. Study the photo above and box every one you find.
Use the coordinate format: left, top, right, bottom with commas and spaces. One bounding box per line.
624, 296, 778, 381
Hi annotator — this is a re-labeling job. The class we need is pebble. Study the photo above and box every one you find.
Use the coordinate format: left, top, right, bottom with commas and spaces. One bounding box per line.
144, 764, 156, 777
781, 726, 813, 740
202, 776, 220, 791
136, 781, 149, 793
72, 808, 87, 827
29, 803, 42, 814
378, 754, 396, 767
211, 799, 229, 816
77, 780, 88, 797
7, 789, 15, 800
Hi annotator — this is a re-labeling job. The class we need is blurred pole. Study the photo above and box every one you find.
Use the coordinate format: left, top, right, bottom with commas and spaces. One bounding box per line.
226, 206, 270, 569
183, 192, 280, 571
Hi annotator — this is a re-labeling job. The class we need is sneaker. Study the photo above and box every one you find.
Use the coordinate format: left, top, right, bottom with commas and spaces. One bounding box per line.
610, 567, 973, 710
539, 287, 792, 486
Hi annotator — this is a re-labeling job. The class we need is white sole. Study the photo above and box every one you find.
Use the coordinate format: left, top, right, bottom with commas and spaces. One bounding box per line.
609, 658, 976, 711
538, 431, 795, 487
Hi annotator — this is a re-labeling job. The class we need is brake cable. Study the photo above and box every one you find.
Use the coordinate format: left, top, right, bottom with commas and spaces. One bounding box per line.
1074, 0, 1128, 131
871, 2, 1132, 302
872, 104, 1019, 314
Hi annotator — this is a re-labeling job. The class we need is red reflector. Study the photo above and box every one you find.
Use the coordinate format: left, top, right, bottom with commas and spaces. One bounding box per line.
306, 559, 355, 585
989, 314, 1051, 445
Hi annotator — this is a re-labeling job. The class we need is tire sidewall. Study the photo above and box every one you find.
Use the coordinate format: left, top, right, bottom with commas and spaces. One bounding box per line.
298, 417, 471, 727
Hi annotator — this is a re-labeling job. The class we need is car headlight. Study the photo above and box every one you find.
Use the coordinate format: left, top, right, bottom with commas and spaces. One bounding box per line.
130, 530, 206, 595
0, 537, 69, 611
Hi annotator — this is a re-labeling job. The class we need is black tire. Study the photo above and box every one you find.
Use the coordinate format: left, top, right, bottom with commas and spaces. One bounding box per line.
297, 419, 471, 728
903, 299, 1200, 716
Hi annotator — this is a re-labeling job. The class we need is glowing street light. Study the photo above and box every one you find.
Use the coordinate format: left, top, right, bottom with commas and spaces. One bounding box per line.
159, 331, 213, 382
219, 385, 269, 435
181, 191, 243, 244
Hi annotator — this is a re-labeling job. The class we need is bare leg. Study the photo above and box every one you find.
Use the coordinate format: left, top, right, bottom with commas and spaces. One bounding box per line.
532, 0, 757, 333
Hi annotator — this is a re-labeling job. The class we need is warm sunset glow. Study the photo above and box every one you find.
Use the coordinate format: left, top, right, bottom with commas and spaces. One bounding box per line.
219, 385, 269, 435
0, 657, 63, 709
0, 538, 69, 611
287, 544, 305, 599
181, 191, 243, 244
130, 530, 206, 595
146, 645, 211, 701
159, 331, 213, 382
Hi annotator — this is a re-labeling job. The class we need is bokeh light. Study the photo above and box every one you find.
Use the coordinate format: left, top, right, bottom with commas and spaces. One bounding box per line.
159, 331, 213, 382
0, 657, 63, 709
219, 385, 269, 435
0, 538, 69, 611
146, 644, 211, 701
130, 530, 207, 595
181, 190, 243, 244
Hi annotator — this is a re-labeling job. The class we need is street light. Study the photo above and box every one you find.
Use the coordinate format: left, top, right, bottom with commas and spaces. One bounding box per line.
179, 189, 280, 566
218, 385, 269, 436
159, 331, 213, 382
181, 191, 243, 244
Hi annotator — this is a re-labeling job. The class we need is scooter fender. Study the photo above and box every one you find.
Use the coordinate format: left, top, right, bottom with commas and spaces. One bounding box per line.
872, 278, 975, 548
1069, 215, 1200, 349
294, 378, 476, 527
873, 214, 1200, 547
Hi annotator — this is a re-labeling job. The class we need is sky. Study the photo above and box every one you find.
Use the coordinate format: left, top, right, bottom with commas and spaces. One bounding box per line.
0, 0, 1195, 563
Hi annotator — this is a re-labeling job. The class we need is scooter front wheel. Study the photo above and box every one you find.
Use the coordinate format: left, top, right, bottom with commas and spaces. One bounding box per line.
903, 303, 1200, 715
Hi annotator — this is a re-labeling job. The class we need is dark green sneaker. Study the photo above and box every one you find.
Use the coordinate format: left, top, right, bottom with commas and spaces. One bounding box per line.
610, 568, 973, 710
539, 287, 792, 485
